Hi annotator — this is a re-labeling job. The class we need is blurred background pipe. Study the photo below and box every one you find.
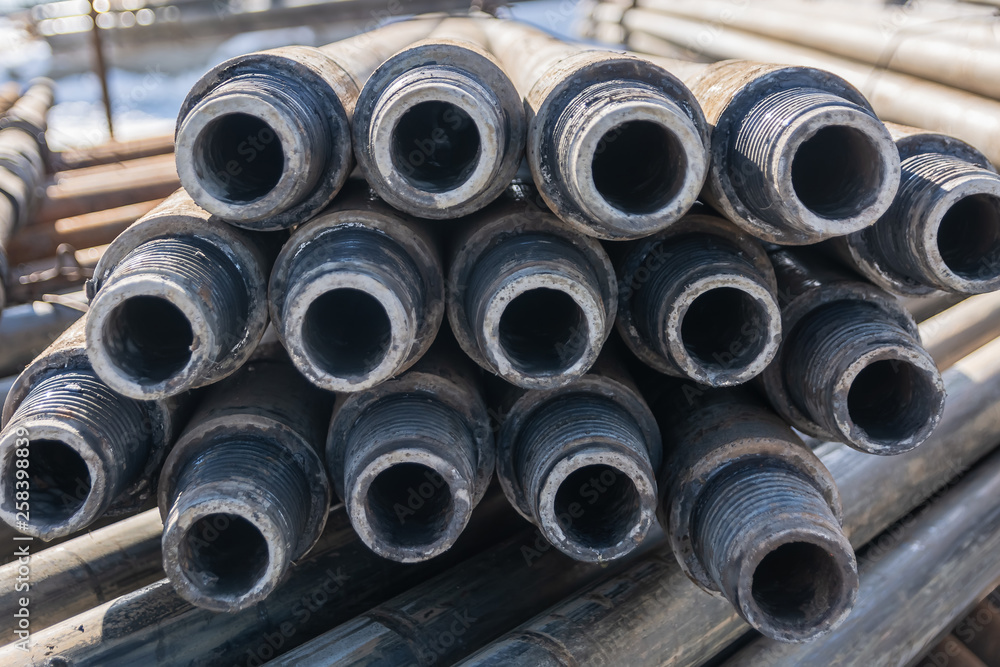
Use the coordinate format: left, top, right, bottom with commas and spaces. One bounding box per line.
762, 248, 945, 455
917, 290, 1000, 371
482, 19, 710, 240
614, 207, 781, 386
51, 133, 174, 171
0, 292, 85, 376
85, 190, 274, 400
353, 17, 525, 219
0, 82, 20, 116
1, 78, 53, 145
447, 193, 616, 389
269, 183, 443, 392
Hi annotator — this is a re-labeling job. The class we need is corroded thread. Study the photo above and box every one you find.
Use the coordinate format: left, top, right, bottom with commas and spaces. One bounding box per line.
692, 460, 857, 641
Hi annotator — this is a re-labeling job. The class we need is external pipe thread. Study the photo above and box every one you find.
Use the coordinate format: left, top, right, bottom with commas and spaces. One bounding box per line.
692, 460, 857, 642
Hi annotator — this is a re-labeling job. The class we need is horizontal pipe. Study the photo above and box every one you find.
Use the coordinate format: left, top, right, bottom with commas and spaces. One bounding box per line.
52, 133, 175, 171
917, 290, 1000, 371
0, 293, 85, 376
954, 592, 1000, 666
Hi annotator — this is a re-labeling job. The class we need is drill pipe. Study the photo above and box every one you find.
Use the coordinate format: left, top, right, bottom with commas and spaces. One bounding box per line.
647, 381, 857, 642
954, 593, 1000, 666
761, 248, 946, 455
175, 19, 438, 229
0, 81, 19, 115
53, 133, 175, 171
269, 182, 443, 393
0, 122, 48, 313
457, 334, 1000, 667
495, 355, 662, 562
726, 445, 1000, 665
829, 124, 1000, 296
0, 508, 162, 630
326, 337, 493, 562
0, 487, 526, 665
918, 637, 989, 667
481, 19, 710, 240
158, 350, 332, 612
447, 192, 617, 389
0, 293, 85, 377
0, 319, 188, 540
917, 290, 1000, 371
352, 18, 525, 219
85, 190, 274, 400
614, 207, 781, 386
903, 291, 967, 323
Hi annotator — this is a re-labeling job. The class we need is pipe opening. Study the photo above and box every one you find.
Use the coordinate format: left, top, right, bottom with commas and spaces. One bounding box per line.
2, 440, 91, 526
196, 113, 284, 203
303, 289, 391, 378
791, 126, 881, 218
591, 120, 685, 214
937, 193, 1000, 280
499, 288, 588, 375
365, 462, 454, 548
751, 541, 844, 628
681, 287, 768, 370
553, 464, 641, 550
848, 359, 937, 443
179, 513, 269, 597
103, 296, 194, 383
390, 101, 480, 192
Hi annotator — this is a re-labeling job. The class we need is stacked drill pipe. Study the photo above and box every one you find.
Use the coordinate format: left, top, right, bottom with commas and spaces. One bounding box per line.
52, 133, 175, 171
613, 205, 781, 386
458, 333, 1000, 667
269, 182, 444, 392
0, 291, 85, 377
326, 335, 494, 562
158, 344, 332, 612
175, 18, 440, 229
352, 17, 526, 219
84, 190, 274, 400
0, 319, 189, 540
482, 19, 711, 240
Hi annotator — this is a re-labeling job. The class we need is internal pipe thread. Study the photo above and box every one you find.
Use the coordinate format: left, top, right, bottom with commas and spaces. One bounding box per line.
109, 237, 250, 359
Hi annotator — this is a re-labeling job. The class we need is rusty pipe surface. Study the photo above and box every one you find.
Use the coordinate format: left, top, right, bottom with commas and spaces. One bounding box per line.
615, 206, 781, 386
495, 355, 662, 563
175, 20, 438, 229
726, 445, 1000, 666
829, 124, 1000, 296
0, 487, 525, 665
85, 190, 274, 400
648, 381, 856, 642
269, 183, 443, 393
327, 336, 493, 562
353, 18, 525, 219
0, 319, 188, 540
481, 19, 710, 240
457, 334, 1000, 667
447, 189, 617, 389
0, 508, 162, 631
761, 248, 945, 455
0, 293, 85, 377
158, 348, 332, 612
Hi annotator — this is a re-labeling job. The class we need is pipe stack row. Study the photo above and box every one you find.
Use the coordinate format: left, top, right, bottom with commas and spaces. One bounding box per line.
2, 10, 1000, 663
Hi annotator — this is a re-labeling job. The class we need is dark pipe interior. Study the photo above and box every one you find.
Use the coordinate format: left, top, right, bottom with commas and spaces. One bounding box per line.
179, 513, 270, 597
197, 113, 284, 203
937, 193, 1000, 280
847, 359, 937, 443
390, 101, 481, 193
791, 126, 882, 219
591, 120, 686, 214
2, 440, 91, 526
680, 287, 769, 371
365, 462, 454, 548
499, 288, 588, 375
553, 464, 641, 550
751, 541, 844, 629
103, 296, 194, 383
303, 289, 391, 379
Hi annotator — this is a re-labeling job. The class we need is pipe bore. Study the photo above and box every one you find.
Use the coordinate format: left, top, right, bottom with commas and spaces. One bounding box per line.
364, 462, 455, 549
846, 359, 940, 445
750, 540, 847, 633
178, 513, 270, 598
936, 193, 1000, 281
101, 296, 194, 384
302, 289, 392, 380
790, 125, 884, 220
194, 113, 285, 204
497, 288, 588, 376
390, 101, 481, 193
5, 440, 90, 527
551, 463, 642, 552
680, 287, 771, 372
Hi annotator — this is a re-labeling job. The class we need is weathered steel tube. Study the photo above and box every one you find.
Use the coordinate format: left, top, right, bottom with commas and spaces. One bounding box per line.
53, 133, 175, 171
481, 19, 710, 240
448, 193, 617, 389
648, 381, 856, 642
352, 18, 525, 219
158, 349, 332, 612
85, 190, 273, 400
917, 290, 1000, 371
726, 446, 1000, 665
615, 207, 781, 386
269, 183, 443, 392
457, 334, 1000, 667
761, 249, 945, 455
495, 356, 662, 563
0, 319, 187, 540
326, 337, 493, 562
0, 78, 53, 142
0, 293, 85, 377
175, 20, 437, 229
829, 124, 1000, 296
0, 508, 163, 630
903, 291, 967, 323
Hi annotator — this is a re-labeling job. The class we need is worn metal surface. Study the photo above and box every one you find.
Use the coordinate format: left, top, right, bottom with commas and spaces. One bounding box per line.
269, 182, 443, 393
327, 336, 493, 562
158, 348, 332, 612
761, 248, 945, 454
0, 319, 188, 540
353, 18, 525, 219
447, 189, 617, 389
0, 293, 85, 377
483, 19, 709, 240
175, 20, 438, 229
85, 190, 274, 400
614, 206, 781, 386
